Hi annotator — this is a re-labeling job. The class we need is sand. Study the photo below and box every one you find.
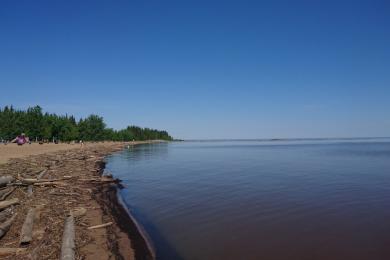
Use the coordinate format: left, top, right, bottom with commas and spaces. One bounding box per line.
0, 143, 81, 164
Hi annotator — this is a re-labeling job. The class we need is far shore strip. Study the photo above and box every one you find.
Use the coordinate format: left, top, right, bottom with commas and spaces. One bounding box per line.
0, 141, 164, 164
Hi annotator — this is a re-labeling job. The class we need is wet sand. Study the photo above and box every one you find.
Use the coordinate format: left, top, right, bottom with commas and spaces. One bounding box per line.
0, 141, 156, 259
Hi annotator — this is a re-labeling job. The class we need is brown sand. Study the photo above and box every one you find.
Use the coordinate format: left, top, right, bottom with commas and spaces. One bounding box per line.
0, 141, 156, 259
0, 143, 81, 164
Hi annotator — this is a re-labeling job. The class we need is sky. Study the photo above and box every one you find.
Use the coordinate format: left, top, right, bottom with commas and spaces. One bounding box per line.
0, 0, 389, 139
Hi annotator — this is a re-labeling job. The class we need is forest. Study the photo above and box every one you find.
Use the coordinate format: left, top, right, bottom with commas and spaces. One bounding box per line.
0, 105, 173, 142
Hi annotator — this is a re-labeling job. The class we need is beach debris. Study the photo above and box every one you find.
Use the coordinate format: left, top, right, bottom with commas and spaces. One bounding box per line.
19, 208, 35, 245
49, 191, 80, 196
0, 176, 14, 188
0, 198, 19, 210
17, 176, 72, 185
33, 181, 67, 186
0, 207, 13, 222
73, 207, 87, 217
27, 185, 33, 197
60, 214, 75, 260
0, 247, 26, 256
0, 215, 16, 239
0, 187, 16, 200
36, 169, 48, 180
0, 142, 138, 259
87, 222, 113, 230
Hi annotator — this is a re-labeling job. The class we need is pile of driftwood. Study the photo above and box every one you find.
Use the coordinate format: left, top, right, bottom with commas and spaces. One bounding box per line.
0, 170, 119, 259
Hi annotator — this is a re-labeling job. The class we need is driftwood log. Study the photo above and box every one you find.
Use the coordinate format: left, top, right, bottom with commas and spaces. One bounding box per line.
60, 214, 75, 260
0, 176, 14, 188
0, 187, 16, 200
0, 215, 16, 239
0, 247, 26, 256
20, 208, 35, 245
21, 177, 72, 185
0, 208, 13, 222
0, 198, 19, 210
34, 181, 67, 187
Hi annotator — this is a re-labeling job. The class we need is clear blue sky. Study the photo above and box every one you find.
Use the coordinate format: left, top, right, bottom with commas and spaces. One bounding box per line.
1, 0, 389, 139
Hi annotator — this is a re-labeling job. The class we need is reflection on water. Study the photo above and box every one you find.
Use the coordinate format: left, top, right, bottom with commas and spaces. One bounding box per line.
106, 140, 390, 260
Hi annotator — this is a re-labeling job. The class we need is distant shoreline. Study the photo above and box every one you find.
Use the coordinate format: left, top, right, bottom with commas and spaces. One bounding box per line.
183, 137, 390, 142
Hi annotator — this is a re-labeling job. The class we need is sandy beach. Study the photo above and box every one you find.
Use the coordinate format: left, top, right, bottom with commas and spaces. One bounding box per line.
0, 143, 82, 164
0, 141, 155, 259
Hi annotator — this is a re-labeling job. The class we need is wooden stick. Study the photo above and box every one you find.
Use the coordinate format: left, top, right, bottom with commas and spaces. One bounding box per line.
37, 169, 48, 180
87, 222, 113, 230
20, 178, 38, 185
49, 192, 80, 196
33, 181, 67, 186
0, 215, 16, 239
0, 187, 16, 201
0, 198, 19, 210
20, 208, 35, 245
0, 247, 26, 256
0, 188, 10, 197
22, 177, 72, 185
60, 214, 75, 260
0, 208, 12, 222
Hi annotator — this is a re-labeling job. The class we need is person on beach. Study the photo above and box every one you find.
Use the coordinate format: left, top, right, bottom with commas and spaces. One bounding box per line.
11, 133, 29, 146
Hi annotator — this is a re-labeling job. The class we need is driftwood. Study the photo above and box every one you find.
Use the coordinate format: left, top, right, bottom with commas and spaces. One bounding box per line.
0, 198, 19, 210
27, 185, 33, 197
0, 215, 16, 238
34, 181, 67, 186
0, 176, 14, 188
87, 222, 113, 230
0, 208, 12, 222
21, 177, 72, 185
60, 214, 75, 260
20, 208, 35, 245
0, 187, 16, 200
20, 178, 38, 185
0, 247, 26, 256
37, 169, 48, 180
49, 192, 80, 196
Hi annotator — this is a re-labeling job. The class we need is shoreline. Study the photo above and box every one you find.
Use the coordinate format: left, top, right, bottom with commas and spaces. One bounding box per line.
95, 160, 156, 260
0, 141, 160, 259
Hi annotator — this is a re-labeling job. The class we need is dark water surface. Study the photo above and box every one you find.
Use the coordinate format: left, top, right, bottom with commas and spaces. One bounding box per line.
105, 140, 390, 260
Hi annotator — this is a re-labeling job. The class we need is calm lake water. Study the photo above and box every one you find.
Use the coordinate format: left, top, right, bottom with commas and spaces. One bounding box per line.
106, 140, 390, 260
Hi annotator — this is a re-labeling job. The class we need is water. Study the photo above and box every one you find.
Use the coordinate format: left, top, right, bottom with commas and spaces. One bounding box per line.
105, 140, 390, 260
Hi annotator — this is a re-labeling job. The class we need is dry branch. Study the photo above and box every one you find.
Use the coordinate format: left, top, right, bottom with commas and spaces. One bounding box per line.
0, 215, 16, 239
87, 222, 113, 230
21, 176, 72, 185
20, 208, 35, 245
0, 247, 26, 256
0, 208, 12, 222
37, 169, 48, 180
33, 181, 67, 186
0, 187, 16, 200
0, 198, 19, 210
60, 214, 75, 260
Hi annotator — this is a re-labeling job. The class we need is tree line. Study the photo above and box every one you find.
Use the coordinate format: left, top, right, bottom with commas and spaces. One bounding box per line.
0, 105, 173, 142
